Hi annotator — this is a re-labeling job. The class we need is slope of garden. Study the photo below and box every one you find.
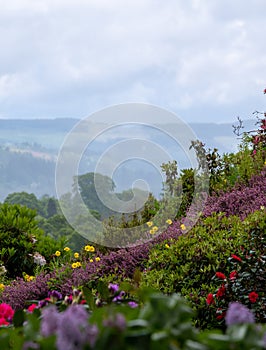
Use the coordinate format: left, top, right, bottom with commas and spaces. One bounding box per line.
0, 106, 266, 349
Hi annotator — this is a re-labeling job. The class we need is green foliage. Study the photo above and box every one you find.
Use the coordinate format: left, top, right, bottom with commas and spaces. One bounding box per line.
205, 208, 266, 327
74, 172, 116, 219
140, 210, 266, 329
1, 289, 266, 349
0, 203, 43, 278
4, 192, 42, 214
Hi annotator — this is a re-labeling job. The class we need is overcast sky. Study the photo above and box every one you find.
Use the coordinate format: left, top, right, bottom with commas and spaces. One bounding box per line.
0, 0, 265, 123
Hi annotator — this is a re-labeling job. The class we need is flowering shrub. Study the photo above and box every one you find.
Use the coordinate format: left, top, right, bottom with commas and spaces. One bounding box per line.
141, 207, 266, 329
203, 168, 266, 219
206, 248, 266, 328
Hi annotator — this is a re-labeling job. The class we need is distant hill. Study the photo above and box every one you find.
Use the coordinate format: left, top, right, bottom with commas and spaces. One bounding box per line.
0, 117, 256, 201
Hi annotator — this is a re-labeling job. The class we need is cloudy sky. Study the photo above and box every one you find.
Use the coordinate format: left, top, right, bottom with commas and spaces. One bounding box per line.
0, 0, 265, 123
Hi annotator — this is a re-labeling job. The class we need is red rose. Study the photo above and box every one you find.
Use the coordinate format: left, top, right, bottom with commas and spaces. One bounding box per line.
215, 272, 226, 279
249, 291, 259, 303
231, 254, 242, 262
216, 284, 226, 298
206, 293, 215, 305
229, 270, 238, 280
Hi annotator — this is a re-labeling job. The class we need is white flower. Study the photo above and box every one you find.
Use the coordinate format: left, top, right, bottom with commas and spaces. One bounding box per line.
33, 252, 46, 266
0, 265, 7, 276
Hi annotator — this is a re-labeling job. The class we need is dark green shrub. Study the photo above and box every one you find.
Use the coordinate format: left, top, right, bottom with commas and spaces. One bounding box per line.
0, 204, 43, 278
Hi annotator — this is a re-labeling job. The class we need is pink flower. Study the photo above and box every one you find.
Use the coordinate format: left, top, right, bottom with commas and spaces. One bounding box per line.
0, 317, 9, 326
248, 291, 259, 303
261, 119, 266, 130
215, 272, 226, 280
0, 303, 14, 322
28, 304, 38, 313
253, 135, 261, 145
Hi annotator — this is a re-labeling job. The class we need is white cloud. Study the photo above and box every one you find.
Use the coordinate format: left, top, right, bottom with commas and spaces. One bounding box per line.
0, 0, 265, 121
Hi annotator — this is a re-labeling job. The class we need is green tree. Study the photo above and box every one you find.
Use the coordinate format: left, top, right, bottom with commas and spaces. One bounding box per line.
4, 192, 41, 213
74, 172, 116, 218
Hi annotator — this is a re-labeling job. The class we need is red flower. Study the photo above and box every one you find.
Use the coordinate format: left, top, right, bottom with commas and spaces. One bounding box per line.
206, 293, 215, 305
0, 303, 14, 321
27, 304, 38, 313
264, 88, 266, 94
229, 270, 238, 280
216, 308, 226, 320
215, 272, 226, 280
249, 291, 259, 303
0, 317, 9, 326
231, 254, 242, 262
216, 284, 226, 298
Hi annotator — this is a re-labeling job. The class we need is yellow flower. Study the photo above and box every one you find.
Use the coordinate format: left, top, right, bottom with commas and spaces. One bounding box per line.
165, 244, 170, 249
55, 251, 61, 257
74, 252, 79, 259
180, 224, 186, 230
146, 221, 153, 227
85, 245, 95, 252
72, 262, 78, 269
95, 257, 100, 262
0, 283, 5, 291
166, 219, 172, 225
24, 274, 35, 282
76, 262, 82, 267
89, 259, 93, 263
149, 226, 158, 235
64, 247, 70, 252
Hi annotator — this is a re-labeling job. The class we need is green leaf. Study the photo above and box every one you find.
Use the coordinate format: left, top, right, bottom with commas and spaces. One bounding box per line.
13, 309, 25, 328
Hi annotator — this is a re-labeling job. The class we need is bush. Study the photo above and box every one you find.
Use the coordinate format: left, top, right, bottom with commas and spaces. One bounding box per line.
0, 204, 43, 279
140, 209, 266, 329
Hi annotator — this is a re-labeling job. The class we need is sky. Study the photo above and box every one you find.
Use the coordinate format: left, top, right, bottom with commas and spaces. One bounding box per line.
0, 0, 265, 123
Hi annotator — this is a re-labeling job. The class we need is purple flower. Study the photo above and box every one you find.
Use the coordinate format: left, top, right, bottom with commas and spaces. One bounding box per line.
103, 313, 126, 332
225, 302, 255, 326
56, 304, 98, 350
48, 290, 62, 302
128, 301, 138, 308
112, 291, 125, 303
40, 305, 59, 337
108, 283, 119, 294
22, 341, 40, 350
